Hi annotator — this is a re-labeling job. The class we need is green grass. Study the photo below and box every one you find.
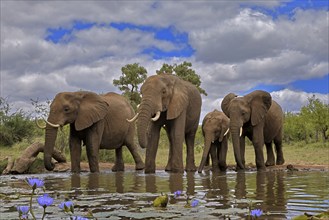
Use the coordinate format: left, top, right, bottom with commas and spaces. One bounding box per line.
1, 135, 328, 174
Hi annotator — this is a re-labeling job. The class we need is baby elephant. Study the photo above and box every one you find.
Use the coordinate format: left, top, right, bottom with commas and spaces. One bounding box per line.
198, 110, 230, 173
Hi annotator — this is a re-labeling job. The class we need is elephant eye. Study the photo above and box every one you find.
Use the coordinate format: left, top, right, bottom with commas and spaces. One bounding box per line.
64, 106, 70, 112
162, 89, 166, 95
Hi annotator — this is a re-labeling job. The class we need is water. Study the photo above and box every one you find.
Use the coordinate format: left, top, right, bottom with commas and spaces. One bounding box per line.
1, 170, 328, 219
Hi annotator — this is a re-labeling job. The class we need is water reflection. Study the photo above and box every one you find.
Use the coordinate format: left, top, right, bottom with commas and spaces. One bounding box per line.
1, 170, 327, 219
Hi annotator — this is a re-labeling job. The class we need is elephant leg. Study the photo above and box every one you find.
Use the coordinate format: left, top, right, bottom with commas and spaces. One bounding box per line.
145, 125, 161, 174
70, 135, 82, 173
185, 131, 197, 172
125, 140, 145, 170
167, 119, 185, 173
252, 126, 266, 170
85, 123, 103, 173
165, 127, 173, 171
218, 138, 228, 171
210, 143, 219, 172
265, 142, 275, 166
274, 130, 285, 165
112, 147, 124, 172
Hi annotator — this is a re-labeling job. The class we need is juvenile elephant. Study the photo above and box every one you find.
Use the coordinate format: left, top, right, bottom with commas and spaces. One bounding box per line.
42, 91, 145, 173
198, 110, 230, 173
129, 74, 202, 173
221, 90, 285, 171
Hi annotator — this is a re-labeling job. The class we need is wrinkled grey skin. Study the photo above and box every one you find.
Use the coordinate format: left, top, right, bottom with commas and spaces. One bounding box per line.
136, 74, 202, 173
198, 110, 230, 173
44, 91, 144, 173
221, 90, 285, 171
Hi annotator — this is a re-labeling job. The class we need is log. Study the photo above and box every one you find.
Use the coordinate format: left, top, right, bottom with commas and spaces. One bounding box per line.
2, 156, 15, 175
4, 142, 66, 174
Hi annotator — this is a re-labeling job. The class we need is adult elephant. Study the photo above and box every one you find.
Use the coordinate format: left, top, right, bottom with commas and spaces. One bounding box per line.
42, 91, 145, 173
198, 110, 230, 173
129, 74, 202, 173
221, 90, 284, 171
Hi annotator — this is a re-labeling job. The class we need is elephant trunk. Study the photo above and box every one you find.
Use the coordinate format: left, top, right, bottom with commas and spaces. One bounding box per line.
137, 100, 154, 149
198, 134, 213, 173
44, 124, 58, 171
230, 126, 245, 170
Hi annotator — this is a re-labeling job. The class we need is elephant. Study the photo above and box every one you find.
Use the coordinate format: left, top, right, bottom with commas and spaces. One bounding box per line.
42, 91, 145, 173
198, 110, 230, 173
128, 73, 202, 173
221, 90, 285, 171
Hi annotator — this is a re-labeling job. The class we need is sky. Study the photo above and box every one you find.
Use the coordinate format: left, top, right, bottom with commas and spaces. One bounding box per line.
1, 0, 328, 120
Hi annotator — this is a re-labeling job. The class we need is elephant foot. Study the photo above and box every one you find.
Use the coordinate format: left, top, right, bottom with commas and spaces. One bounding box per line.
185, 164, 197, 172
135, 162, 145, 170
265, 160, 275, 167
112, 164, 124, 172
145, 167, 156, 174
165, 164, 171, 172
171, 167, 185, 173
211, 166, 220, 173
276, 158, 285, 165
257, 165, 267, 171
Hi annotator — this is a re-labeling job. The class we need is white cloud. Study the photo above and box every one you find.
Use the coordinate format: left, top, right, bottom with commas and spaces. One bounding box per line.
1, 1, 328, 120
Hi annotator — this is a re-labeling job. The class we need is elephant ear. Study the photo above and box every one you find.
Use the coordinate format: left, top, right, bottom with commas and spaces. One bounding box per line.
167, 82, 188, 120
218, 116, 230, 142
75, 92, 110, 131
221, 93, 237, 117
246, 90, 272, 126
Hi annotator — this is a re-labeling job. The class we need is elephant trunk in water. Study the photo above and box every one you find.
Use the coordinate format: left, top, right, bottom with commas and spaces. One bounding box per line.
198, 134, 214, 173
44, 124, 59, 171
230, 126, 244, 170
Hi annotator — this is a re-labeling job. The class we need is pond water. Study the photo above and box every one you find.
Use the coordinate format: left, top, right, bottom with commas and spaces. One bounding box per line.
0, 170, 328, 219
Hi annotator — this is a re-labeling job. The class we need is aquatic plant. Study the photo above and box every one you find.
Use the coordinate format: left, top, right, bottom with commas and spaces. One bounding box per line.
59, 201, 74, 213
173, 190, 182, 198
153, 193, 169, 207
250, 209, 263, 218
16, 177, 91, 220
17, 206, 29, 220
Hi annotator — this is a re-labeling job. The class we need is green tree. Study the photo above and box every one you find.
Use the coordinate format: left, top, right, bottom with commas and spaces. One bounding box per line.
156, 61, 207, 96
300, 96, 329, 141
113, 63, 147, 110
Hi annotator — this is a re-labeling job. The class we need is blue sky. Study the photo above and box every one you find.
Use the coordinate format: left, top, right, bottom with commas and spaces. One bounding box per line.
1, 0, 328, 115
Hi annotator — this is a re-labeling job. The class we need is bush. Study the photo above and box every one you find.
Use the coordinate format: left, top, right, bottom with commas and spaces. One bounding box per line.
0, 98, 37, 146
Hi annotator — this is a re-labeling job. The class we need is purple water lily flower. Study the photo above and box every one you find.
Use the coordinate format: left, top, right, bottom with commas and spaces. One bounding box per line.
59, 201, 74, 212
17, 205, 29, 214
37, 194, 54, 208
251, 209, 263, 217
27, 178, 44, 189
174, 190, 182, 198
191, 199, 199, 207
17, 206, 29, 220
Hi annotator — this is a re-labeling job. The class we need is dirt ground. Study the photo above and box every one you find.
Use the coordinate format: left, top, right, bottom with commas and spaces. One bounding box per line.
52, 161, 329, 173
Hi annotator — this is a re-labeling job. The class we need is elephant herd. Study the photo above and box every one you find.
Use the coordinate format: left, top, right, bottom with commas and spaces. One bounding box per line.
40, 73, 284, 174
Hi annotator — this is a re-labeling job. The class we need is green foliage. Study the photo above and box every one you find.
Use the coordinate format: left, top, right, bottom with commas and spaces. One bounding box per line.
0, 97, 36, 146
113, 63, 148, 110
156, 61, 207, 96
284, 96, 329, 143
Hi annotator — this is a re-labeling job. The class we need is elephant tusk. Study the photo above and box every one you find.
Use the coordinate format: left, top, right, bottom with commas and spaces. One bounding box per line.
224, 128, 229, 136
151, 111, 161, 121
35, 118, 46, 129
239, 127, 243, 137
44, 118, 61, 128
127, 112, 139, 123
